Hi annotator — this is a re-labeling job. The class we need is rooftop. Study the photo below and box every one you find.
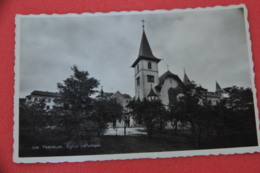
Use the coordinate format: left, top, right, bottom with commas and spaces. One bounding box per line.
131, 29, 161, 67
31, 90, 60, 97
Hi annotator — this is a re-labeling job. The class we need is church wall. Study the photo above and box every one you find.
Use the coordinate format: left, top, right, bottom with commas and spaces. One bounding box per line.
159, 78, 179, 106
134, 69, 143, 99
134, 63, 138, 74
134, 60, 159, 100
134, 60, 159, 76
134, 61, 141, 99
139, 59, 158, 72
142, 70, 159, 98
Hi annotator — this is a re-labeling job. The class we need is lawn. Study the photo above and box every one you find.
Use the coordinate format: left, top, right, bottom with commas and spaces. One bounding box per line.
19, 128, 258, 157
19, 130, 195, 157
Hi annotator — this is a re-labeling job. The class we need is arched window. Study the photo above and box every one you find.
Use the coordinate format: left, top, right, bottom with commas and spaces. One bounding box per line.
148, 62, 152, 69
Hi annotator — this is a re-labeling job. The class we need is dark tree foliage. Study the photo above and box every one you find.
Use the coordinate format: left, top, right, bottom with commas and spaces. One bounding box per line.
56, 65, 99, 114
168, 96, 189, 135
170, 83, 207, 147
93, 98, 123, 136
20, 66, 124, 156
168, 82, 203, 136
224, 86, 254, 111
167, 82, 257, 148
211, 86, 258, 147
53, 65, 100, 144
128, 98, 166, 138
19, 98, 52, 155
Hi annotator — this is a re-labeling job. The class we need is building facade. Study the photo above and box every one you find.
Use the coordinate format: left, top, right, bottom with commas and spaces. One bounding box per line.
131, 24, 226, 107
26, 90, 60, 110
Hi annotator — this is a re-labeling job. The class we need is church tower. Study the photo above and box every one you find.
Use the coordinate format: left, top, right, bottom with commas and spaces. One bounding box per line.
131, 21, 161, 100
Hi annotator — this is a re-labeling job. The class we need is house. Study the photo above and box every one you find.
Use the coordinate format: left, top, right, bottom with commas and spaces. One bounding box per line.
26, 90, 60, 110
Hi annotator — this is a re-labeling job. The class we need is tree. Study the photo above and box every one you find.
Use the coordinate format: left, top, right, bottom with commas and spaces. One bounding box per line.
129, 98, 166, 138
19, 98, 49, 155
212, 86, 258, 147
54, 65, 100, 144
168, 95, 188, 135
56, 65, 99, 114
93, 98, 123, 136
185, 85, 258, 148
224, 86, 254, 111
168, 82, 213, 147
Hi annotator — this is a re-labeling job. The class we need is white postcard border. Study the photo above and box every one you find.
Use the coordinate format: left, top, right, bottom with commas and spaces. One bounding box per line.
13, 4, 260, 163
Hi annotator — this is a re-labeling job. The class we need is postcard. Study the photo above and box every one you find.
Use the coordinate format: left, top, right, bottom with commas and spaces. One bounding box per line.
14, 4, 260, 163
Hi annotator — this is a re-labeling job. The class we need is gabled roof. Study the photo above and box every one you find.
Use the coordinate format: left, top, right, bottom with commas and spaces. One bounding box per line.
155, 71, 183, 91
111, 91, 132, 100
31, 90, 60, 97
131, 29, 161, 67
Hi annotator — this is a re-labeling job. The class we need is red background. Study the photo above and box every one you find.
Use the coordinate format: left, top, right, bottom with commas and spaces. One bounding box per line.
1, 0, 260, 172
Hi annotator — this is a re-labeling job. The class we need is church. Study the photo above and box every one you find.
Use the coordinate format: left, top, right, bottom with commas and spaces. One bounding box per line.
131, 22, 226, 107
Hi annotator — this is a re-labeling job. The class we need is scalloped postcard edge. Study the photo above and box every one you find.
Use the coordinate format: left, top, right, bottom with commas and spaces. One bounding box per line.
13, 4, 260, 163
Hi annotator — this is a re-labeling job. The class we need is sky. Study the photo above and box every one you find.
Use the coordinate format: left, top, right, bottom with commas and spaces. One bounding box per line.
18, 6, 253, 98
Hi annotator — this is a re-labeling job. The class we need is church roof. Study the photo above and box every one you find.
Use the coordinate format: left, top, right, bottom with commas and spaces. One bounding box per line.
183, 72, 191, 85
216, 81, 223, 92
31, 90, 60, 97
156, 71, 183, 91
111, 91, 132, 100
131, 29, 161, 67
147, 86, 158, 97
96, 92, 114, 98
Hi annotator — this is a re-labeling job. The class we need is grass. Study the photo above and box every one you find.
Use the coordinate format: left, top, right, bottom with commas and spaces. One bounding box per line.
19, 130, 195, 157
19, 129, 258, 157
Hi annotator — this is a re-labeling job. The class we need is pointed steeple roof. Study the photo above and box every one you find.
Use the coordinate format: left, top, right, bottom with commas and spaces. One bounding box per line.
216, 81, 223, 92
131, 22, 161, 67
147, 85, 158, 98
138, 30, 156, 59
100, 86, 104, 97
183, 69, 191, 85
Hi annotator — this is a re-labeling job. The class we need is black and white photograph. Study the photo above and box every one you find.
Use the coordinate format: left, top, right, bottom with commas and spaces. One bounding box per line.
14, 5, 260, 163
